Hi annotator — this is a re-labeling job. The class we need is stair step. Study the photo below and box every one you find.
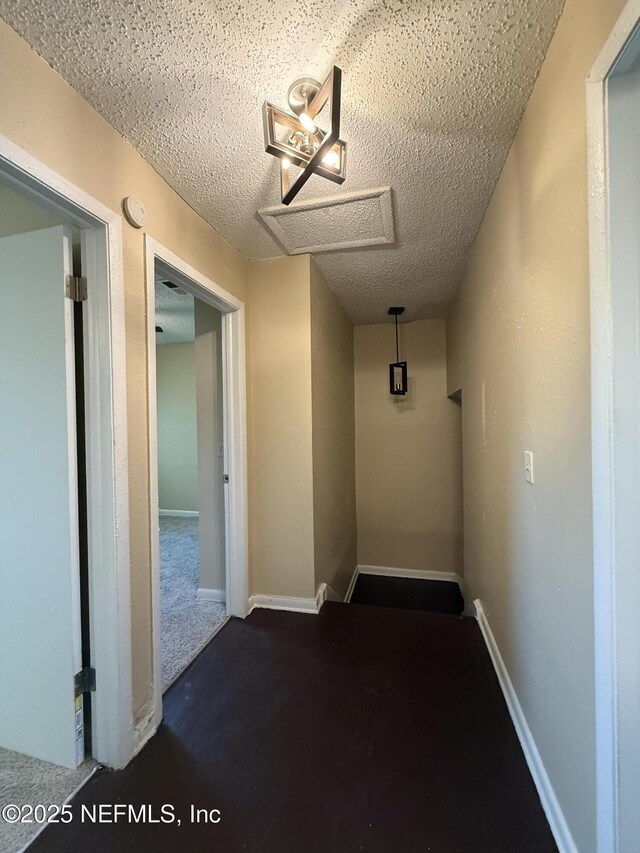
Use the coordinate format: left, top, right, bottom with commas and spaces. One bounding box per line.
350, 573, 464, 616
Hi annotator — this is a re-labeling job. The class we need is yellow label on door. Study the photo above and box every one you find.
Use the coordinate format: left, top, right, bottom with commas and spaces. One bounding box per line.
75, 695, 84, 765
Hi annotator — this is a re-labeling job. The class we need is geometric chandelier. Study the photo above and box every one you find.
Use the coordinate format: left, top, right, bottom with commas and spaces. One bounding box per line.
262, 66, 346, 205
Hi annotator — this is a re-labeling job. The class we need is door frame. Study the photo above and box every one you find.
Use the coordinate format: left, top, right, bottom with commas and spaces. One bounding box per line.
0, 133, 133, 768
587, 1, 640, 848
145, 237, 249, 723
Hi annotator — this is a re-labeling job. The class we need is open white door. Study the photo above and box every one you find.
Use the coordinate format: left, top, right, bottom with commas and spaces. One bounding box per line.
0, 225, 84, 768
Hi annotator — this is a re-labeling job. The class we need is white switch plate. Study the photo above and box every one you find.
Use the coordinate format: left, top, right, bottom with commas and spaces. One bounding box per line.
524, 450, 534, 484
216, 442, 224, 458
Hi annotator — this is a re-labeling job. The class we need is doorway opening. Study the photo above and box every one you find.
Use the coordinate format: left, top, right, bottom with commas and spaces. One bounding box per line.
0, 137, 130, 853
145, 238, 248, 721
154, 270, 227, 689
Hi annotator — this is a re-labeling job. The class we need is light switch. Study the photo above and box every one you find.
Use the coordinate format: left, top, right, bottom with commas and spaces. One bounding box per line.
216, 443, 224, 458
524, 451, 534, 484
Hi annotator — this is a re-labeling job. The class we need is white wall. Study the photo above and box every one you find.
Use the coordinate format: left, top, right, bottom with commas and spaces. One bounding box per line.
155, 342, 198, 512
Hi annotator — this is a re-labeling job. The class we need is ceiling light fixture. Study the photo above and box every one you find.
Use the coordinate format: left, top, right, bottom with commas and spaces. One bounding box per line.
262, 66, 346, 205
299, 111, 317, 134
388, 307, 407, 395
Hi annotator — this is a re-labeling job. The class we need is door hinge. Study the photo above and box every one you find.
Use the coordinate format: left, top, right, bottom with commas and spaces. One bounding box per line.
66, 275, 88, 302
74, 666, 96, 697
223, 474, 230, 483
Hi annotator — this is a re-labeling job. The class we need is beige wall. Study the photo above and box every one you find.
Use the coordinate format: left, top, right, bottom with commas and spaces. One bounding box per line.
248, 255, 358, 601
0, 19, 249, 724
195, 301, 225, 593
310, 260, 356, 598
445, 0, 626, 848
248, 255, 316, 599
355, 319, 462, 576
155, 342, 198, 513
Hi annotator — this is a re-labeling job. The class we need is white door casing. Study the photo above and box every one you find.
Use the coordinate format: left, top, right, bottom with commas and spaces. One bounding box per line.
145, 236, 249, 739
587, 2, 640, 849
0, 134, 132, 770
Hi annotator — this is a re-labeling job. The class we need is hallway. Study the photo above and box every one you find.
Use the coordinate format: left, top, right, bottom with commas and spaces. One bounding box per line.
30, 602, 555, 852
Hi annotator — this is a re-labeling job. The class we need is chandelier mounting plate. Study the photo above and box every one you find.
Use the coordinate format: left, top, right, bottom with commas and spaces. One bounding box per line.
287, 77, 322, 115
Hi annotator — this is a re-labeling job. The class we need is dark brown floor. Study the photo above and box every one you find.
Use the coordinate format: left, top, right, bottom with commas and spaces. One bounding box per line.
31, 602, 556, 852
351, 574, 465, 615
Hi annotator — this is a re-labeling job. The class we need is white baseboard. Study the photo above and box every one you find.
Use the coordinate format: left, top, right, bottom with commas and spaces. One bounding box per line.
159, 509, 199, 517
345, 565, 360, 603
323, 583, 342, 603
197, 587, 226, 603
248, 592, 320, 614
315, 581, 342, 610
316, 584, 327, 610
250, 582, 345, 615
474, 599, 578, 853
250, 568, 461, 615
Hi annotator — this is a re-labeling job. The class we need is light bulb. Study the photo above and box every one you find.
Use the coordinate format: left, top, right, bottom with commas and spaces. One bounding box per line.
281, 157, 291, 170
322, 149, 340, 168
299, 112, 317, 133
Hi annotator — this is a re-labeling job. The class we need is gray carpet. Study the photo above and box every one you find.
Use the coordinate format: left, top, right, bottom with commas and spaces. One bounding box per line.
160, 514, 227, 690
0, 748, 96, 853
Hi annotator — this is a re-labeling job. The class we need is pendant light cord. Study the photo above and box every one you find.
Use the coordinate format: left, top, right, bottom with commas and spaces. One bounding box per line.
395, 314, 399, 362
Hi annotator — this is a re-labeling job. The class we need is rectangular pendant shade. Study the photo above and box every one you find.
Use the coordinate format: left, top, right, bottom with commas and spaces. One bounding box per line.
389, 361, 408, 395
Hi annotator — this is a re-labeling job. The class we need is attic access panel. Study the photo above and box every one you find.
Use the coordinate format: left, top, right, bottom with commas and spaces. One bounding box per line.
258, 187, 394, 255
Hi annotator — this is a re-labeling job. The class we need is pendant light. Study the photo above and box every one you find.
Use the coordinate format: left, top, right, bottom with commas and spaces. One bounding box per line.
388, 307, 407, 395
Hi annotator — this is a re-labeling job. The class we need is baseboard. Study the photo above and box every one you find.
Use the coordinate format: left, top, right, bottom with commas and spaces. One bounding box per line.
248, 593, 319, 614
464, 598, 477, 618
159, 509, 199, 517
250, 578, 350, 615
316, 584, 327, 610
314, 581, 342, 610
323, 583, 343, 603
474, 599, 578, 853
197, 587, 226, 603
345, 565, 360, 603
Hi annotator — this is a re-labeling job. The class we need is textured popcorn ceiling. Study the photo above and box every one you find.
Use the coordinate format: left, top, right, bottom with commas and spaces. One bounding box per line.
154, 277, 195, 344
0, 0, 564, 324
